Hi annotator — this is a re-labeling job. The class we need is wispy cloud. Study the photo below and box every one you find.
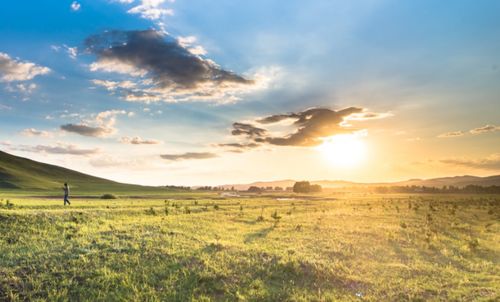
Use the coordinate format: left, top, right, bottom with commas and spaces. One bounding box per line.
437, 131, 465, 138
0, 52, 50, 82
51, 45, 78, 59
91, 79, 136, 91
160, 152, 217, 161
217, 142, 260, 153
11, 142, 99, 156
440, 153, 500, 171
120, 136, 162, 145
438, 124, 499, 138
470, 124, 499, 134
20, 128, 54, 138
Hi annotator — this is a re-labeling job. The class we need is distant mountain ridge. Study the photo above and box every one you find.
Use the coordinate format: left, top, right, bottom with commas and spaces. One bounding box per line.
221, 175, 500, 191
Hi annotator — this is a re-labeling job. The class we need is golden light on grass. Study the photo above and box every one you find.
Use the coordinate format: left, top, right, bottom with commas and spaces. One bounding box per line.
317, 132, 367, 167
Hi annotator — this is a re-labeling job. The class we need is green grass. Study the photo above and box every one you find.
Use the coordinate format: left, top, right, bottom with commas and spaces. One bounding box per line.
0, 193, 499, 301
0, 150, 179, 194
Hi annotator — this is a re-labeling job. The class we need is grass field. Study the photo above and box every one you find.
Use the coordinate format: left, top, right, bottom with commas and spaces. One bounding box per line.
0, 192, 499, 301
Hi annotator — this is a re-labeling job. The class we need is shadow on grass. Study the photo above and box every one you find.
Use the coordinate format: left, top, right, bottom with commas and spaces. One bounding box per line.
244, 227, 274, 243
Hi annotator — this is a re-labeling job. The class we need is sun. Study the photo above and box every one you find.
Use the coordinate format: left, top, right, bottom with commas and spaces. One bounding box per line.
316, 133, 367, 167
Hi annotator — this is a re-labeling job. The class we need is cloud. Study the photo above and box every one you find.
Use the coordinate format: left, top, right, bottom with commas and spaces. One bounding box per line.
0, 52, 50, 82
60, 124, 113, 137
231, 123, 267, 137
0, 104, 12, 110
120, 136, 162, 144
85, 29, 258, 103
71, 1, 81, 11
20, 128, 54, 138
51, 44, 78, 59
5, 83, 38, 99
127, 0, 174, 20
12, 143, 98, 156
470, 124, 499, 135
229, 107, 391, 147
91, 79, 136, 91
217, 142, 260, 153
438, 124, 499, 138
60, 109, 129, 137
89, 155, 145, 167
260, 107, 363, 146
437, 131, 465, 138
177, 36, 208, 56
160, 152, 217, 161
218, 142, 260, 149
440, 154, 500, 171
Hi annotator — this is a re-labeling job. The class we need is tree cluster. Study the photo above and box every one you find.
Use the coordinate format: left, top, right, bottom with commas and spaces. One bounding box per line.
292, 181, 322, 193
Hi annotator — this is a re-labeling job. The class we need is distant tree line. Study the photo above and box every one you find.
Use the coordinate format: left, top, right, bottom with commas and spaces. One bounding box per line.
164, 185, 191, 190
372, 185, 500, 194
292, 181, 322, 193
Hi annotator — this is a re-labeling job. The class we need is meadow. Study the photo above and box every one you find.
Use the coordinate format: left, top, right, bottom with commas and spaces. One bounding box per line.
0, 192, 498, 301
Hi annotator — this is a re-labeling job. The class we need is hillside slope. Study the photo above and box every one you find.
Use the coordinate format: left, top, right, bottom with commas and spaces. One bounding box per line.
0, 150, 151, 192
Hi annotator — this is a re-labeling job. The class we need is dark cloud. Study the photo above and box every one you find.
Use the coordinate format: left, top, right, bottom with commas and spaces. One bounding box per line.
440, 154, 500, 170
247, 107, 363, 146
231, 122, 267, 137
218, 142, 260, 149
85, 30, 253, 99
257, 114, 299, 124
160, 152, 217, 161
60, 124, 112, 137
217, 142, 260, 153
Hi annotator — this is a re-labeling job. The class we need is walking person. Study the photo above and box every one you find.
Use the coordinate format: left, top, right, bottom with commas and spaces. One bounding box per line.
63, 182, 71, 206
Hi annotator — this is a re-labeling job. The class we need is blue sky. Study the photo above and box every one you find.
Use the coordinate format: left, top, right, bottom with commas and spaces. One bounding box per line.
1, 0, 499, 186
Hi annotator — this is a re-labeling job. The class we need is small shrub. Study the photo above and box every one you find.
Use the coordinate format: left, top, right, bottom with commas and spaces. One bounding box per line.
146, 207, 156, 215
100, 194, 118, 199
5, 200, 13, 209
213, 204, 219, 210
468, 238, 479, 251
271, 210, 281, 220
257, 207, 265, 221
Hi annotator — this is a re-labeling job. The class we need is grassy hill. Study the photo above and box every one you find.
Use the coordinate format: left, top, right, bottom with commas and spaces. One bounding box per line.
0, 150, 161, 194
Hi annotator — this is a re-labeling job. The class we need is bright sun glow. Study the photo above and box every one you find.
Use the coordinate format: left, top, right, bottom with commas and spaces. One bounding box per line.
317, 133, 367, 167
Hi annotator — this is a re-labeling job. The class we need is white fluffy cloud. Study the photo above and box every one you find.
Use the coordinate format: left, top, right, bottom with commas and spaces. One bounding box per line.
0, 52, 50, 82
20, 128, 54, 138
127, 0, 174, 20
60, 109, 131, 137
71, 1, 81, 11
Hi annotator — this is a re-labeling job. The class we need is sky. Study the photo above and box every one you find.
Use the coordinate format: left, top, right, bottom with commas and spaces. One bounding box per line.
0, 0, 499, 186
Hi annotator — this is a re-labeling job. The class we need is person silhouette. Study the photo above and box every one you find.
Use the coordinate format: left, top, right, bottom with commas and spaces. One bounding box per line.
63, 183, 71, 206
